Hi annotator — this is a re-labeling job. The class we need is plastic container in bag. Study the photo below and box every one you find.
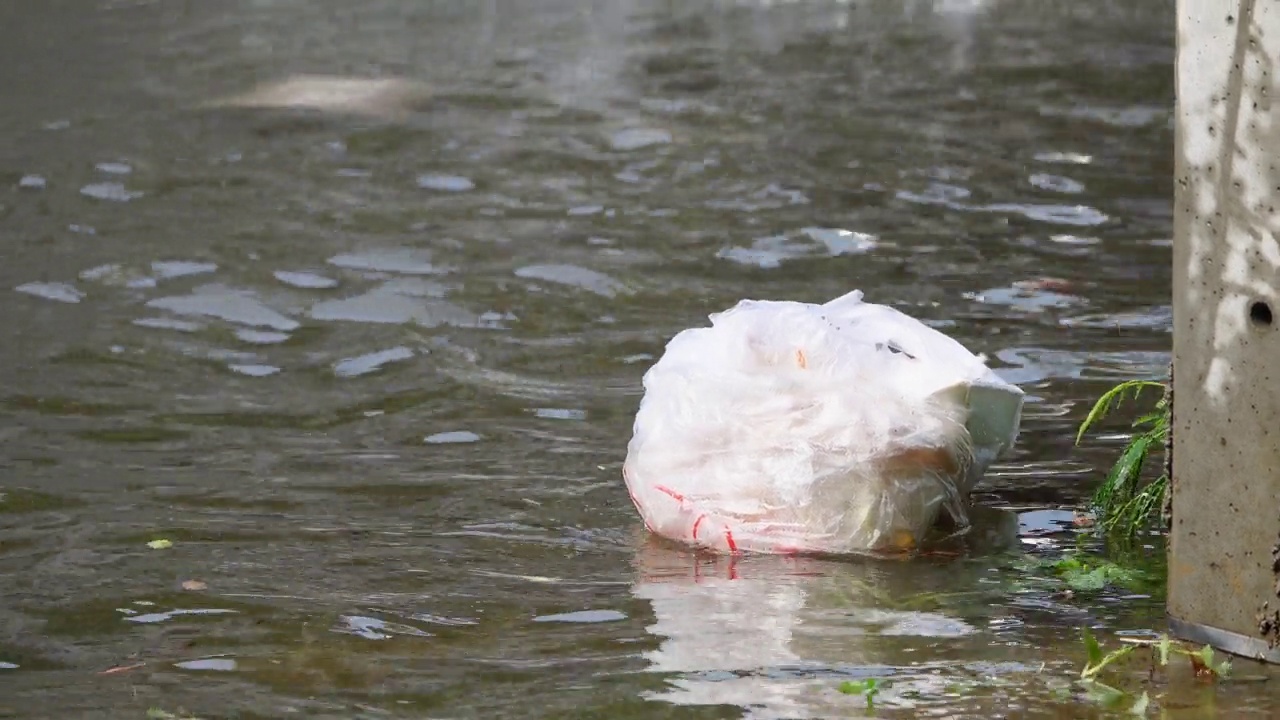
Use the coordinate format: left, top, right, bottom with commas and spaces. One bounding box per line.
623, 290, 1024, 555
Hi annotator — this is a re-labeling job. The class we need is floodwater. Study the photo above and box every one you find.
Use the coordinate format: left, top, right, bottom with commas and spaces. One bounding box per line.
0, 0, 1255, 717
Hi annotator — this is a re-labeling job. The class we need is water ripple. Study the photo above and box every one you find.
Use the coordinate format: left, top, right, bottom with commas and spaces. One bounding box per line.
147, 285, 299, 331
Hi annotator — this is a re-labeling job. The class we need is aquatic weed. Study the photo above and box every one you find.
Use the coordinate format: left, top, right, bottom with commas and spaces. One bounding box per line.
1075, 378, 1169, 540
1051, 553, 1150, 593
1012, 531, 1159, 595
1077, 627, 1231, 716
838, 677, 887, 710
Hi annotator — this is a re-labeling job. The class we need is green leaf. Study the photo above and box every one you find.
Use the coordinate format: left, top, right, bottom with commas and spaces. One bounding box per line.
1054, 556, 1085, 573
1196, 645, 1215, 667
1180, 644, 1232, 679
1080, 678, 1128, 707
1100, 646, 1136, 676
1132, 410, 1165, 429
1157, 635, 1172, 666
1081, 627, 1136, 680
1083, 627, 1103, 670
1099, 474, 1169, 540
1075, 380, 1165, 444
1066, 566, 1109, 592
942, 679, 980, 696
146, 539, 173, 550
838, 678, 881, 695
1094, 435, 1153, 506
1053, 554, 1148, 593
1077, 378, 1171, 542
837, 678, 884, 709
1129, 691, 1150, 716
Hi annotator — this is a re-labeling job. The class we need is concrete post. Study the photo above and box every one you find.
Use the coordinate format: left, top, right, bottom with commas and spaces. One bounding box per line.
1170, 0, 1280, 662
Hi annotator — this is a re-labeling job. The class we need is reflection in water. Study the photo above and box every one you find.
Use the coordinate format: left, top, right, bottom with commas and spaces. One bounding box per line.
208, 75, 435, 120
636, 550, 819, 717
632, 508, 1021, 717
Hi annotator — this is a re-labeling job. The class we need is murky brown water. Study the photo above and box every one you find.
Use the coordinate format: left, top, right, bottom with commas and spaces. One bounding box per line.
1, 1, 1266, 718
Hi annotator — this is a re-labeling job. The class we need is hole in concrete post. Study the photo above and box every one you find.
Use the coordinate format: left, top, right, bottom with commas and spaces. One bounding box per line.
1250, 301, 1273, 327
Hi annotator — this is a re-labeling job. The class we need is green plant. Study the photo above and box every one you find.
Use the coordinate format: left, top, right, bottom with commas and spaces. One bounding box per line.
1075, 379, 1170, 539
1078, 627, 1230, 715
838, 678, 887, 710
1051, 554, 1150, 593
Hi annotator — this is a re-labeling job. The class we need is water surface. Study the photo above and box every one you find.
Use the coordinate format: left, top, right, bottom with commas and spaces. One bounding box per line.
2, 1, 1253, 717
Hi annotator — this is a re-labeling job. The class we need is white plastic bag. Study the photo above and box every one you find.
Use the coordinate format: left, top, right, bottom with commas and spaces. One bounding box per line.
623, 290, 1023, 555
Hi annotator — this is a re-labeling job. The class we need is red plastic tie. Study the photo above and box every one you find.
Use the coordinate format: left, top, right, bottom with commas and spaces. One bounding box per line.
654, 484, 685, 502
723, 525, 738, 553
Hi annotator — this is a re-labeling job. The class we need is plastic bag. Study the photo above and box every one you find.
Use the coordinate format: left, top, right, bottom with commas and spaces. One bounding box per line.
623, 290, 1024, 555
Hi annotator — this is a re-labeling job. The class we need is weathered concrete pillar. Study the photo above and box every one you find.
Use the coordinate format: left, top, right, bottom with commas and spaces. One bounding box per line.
1170, 0, 1280, 661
